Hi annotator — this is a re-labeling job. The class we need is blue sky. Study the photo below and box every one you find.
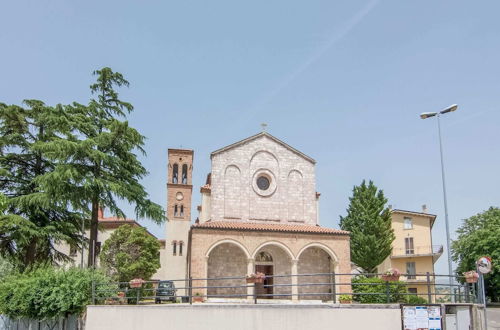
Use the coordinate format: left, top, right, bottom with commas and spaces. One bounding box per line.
1, 0, 499, 274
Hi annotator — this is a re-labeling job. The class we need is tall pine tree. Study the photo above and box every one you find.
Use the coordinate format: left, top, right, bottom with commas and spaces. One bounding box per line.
340, 180, 394, 274
37, 68, 164, 267
0, 100, 85, 269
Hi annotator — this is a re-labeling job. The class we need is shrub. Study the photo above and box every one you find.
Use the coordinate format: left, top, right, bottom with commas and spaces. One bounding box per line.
352, 276, 406, 303
406, 295, 428, 304
0, 267, 114, 319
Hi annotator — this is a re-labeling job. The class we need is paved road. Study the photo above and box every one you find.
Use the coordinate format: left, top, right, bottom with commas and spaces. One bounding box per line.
488, 308, 500, 330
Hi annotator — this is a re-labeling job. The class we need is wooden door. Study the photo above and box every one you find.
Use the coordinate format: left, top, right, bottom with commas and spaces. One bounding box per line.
255, 265, 273, 299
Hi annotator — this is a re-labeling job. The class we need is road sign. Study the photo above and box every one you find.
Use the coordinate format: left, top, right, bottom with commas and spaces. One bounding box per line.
476, 256, 492, 274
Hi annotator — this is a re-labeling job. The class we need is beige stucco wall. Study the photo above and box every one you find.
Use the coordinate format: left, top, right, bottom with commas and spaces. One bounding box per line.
190, 228, 351, 298
209, 135, 317, 224
391, 212, 434, 255
85, 305, 403, 330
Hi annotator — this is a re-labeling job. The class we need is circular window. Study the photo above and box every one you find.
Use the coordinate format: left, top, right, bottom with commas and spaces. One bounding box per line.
252, 169, 277, 197
256, 176, 270, 190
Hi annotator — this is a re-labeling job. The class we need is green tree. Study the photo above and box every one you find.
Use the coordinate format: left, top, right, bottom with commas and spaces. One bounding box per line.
340, 180, 395, 274
36, 68, 164, 267
100, 224, 160, 282
0, 101, 85, 269
452, 207, 500, 302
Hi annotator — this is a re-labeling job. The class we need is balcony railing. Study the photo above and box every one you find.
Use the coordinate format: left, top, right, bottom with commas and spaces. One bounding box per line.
391, 245, 443, 258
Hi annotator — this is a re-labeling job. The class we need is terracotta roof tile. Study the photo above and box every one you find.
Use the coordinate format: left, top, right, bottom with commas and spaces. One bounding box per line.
193, 221, 349, 235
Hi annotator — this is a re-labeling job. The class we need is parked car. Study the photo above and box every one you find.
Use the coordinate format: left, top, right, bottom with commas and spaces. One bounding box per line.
155, 280, 177, 303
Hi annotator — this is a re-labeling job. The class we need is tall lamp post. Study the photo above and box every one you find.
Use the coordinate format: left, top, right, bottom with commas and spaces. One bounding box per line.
420, 104, 458, 300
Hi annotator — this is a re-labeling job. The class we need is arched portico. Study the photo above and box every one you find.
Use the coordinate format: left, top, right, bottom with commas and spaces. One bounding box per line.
252, 241, 294, 299
297, 243, 338, 301
206, 241, 248, 298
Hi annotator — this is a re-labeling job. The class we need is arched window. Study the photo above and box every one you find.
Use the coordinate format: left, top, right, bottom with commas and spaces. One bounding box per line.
256, 251, 273, 263
172, 164, 179, 184
179, 241, 184, 256
182, 164, 188, 184
174, 205, 178, 217
180, 205, 184, 217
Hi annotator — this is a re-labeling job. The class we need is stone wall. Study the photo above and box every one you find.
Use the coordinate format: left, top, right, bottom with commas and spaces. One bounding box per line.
209, 134, 317, 224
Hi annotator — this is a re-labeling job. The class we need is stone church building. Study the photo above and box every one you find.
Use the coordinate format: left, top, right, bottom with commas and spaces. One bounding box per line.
164, 132, 351, 300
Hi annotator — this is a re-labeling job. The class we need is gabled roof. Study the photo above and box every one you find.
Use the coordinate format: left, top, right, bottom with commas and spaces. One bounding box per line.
210, 132, 316, 164
192, 221, 349, 235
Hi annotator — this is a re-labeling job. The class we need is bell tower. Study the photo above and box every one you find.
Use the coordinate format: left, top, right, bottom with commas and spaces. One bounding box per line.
164, 149, 193, 291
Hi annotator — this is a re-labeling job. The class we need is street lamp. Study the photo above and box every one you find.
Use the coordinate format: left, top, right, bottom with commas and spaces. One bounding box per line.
420, 104, 458, 300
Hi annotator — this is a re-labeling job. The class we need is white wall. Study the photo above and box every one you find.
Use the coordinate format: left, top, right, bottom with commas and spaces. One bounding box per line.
86, 305, 402, 330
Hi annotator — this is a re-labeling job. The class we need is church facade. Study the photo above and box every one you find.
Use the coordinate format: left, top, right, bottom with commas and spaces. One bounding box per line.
164, 132, 351, 300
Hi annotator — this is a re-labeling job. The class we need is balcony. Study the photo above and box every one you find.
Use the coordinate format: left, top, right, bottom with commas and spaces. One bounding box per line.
391, 245, 443, 262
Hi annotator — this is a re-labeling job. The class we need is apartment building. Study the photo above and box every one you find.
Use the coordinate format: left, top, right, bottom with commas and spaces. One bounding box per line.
378, 207, 443, 300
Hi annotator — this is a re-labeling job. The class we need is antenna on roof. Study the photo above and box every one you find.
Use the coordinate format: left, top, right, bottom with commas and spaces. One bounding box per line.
261, 123, 268, 132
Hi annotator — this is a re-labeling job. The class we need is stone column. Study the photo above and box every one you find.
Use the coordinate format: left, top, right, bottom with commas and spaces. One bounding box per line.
247, 258, 255, 301
291, 259, 299, 301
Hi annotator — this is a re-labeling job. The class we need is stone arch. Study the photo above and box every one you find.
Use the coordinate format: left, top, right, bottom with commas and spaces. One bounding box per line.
297, 242, 339, 265
251, 241, 295, 260
297, 243, 338, 301
252, 241, 294, 299
224, 165, 241, 219
249, 151, 280, 221
205, 238, 250, 259
249, 150, 279, 167
206, 240, 249, 298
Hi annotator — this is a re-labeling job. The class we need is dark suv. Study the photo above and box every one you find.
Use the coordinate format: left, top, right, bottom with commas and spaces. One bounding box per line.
155, 280, 177, 303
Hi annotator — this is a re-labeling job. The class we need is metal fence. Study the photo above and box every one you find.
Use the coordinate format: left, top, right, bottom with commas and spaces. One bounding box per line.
0, 315, 80, 330
92, 272, 482, 305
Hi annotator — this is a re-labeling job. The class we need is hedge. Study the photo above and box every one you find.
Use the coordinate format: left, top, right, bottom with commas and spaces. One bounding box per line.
0, 267, 114, 319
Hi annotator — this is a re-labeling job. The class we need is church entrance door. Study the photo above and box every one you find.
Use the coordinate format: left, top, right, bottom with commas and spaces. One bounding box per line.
255, 265, 273, 299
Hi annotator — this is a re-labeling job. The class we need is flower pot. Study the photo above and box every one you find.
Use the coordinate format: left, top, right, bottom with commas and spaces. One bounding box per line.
339, 300, 352, 304
193, 296, 204, 303
465, 277, 478, 283
129, 278, 144, 288
382, 275, 400, 281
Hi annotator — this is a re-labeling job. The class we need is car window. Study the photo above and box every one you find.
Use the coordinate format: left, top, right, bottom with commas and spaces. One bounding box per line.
159, 282, 173, 288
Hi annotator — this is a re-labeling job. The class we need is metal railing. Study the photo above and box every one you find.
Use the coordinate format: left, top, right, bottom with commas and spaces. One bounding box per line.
91, 272, 481, 306
391, 245, 444, 257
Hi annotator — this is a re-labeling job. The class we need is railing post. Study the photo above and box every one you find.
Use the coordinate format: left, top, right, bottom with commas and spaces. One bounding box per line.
426, 272, 432, 303
465, 283, 470, 303
331, 273, 336, 304
254, 282, 257, 304
385, 281, 390, 303
136, 287, 140, 305
189, 277, 193, 305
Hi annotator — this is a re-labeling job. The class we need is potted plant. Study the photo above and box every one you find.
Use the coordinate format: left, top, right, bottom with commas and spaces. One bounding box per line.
246, 272, 266, 284
129, 278, 145, 288
382, 268, 401, 281
463, 271, 479, 283
339, 294, 353, 304
193, 292, 204, 303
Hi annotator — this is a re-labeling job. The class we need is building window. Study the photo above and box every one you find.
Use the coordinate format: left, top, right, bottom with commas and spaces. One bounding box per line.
405, 237, 414, 255
182, 164, 188, 184
404, 217, 413, 229
180, 205, 184, 217
256, 175, 270, 190
95, 242, 102, 257
408, 288, 418, 295
69, 245, 77, 257
174, 205, 178, 217
172, 241, 177, 255
179, 241, 183, 256
406, 262, 416, 279
172, 164, 179, 184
